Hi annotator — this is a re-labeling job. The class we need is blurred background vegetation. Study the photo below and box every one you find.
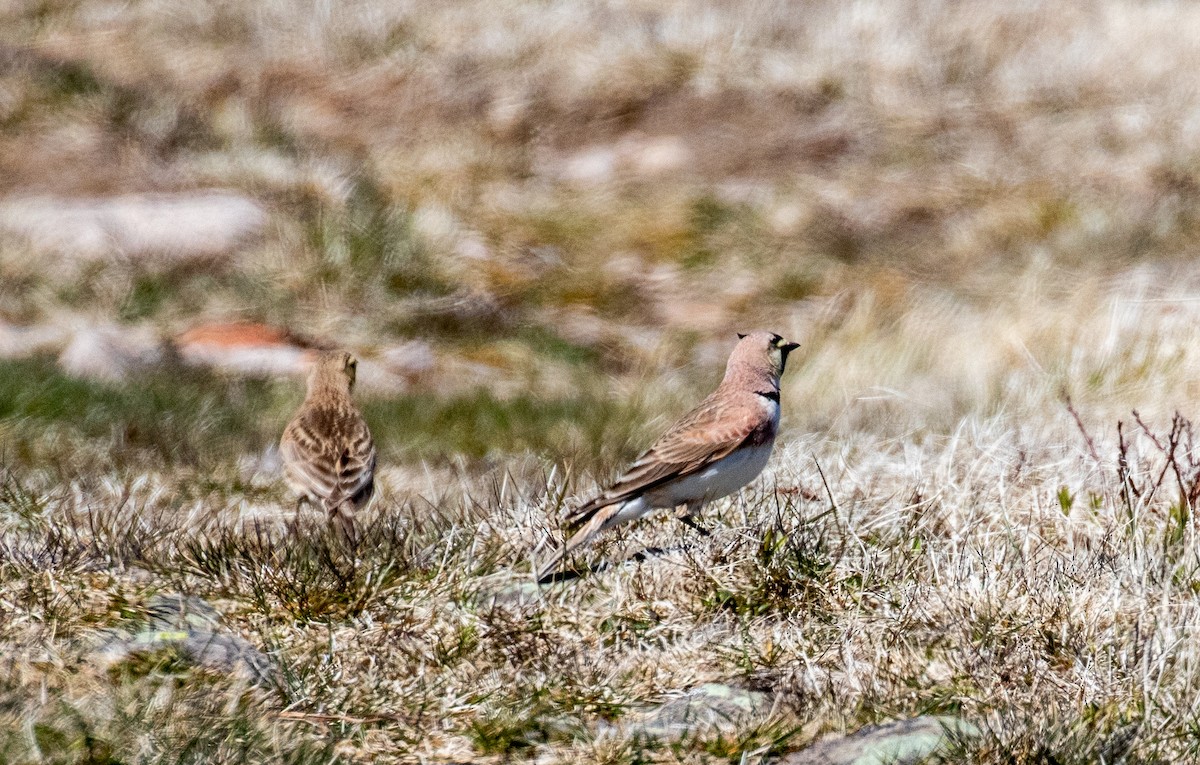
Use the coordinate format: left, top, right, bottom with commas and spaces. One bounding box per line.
2, 0, 1200, 486
5, 0, 1200, 477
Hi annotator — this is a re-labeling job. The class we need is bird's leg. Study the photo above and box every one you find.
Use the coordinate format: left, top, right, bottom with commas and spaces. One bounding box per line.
333, 507, 359, 549
678, 515, 712, 537
676, 501, 711, 537
286, 496, 308, 536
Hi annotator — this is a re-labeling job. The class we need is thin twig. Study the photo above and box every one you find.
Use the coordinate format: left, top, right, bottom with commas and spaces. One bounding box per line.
1133, 410, 1168, 454
1063, 391, 1102, 466
1135, 411, 1193, 513
1167, 414, 1190, 513
812, 456, 839, 516
1117, 421, 1138, 519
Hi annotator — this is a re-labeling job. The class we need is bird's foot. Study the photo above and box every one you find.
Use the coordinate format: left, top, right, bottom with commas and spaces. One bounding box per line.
678, 515, 712, 537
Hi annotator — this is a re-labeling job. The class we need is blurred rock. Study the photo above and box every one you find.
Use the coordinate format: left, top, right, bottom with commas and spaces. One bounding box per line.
0, 321, 69, 359
175, 632, 274, 683
182, 152, 352, 207
486, 85, 531, 138
626, 683, 772, 739
474, 580, 545, 607
174, 323, 433, 392
412, 203, 462, 243
238, 444, 283, 486
353, 359, 408, 395
769, 199, 812, 236
379, 340, 436, 379
626, 135, 690, 176
454, 233, 492, 261
58, 324, 164, 383
0, 192, 266, 265
145, 593, 223, 632
782, 716, 979, 765
175, 322, 310, 376
555, 134, 693, 185
547, 308, 611, 348
560, 146, 618, 184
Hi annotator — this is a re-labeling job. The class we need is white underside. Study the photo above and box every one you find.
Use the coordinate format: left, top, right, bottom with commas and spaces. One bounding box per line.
601, 395, 779, 530
647, 441, 775, 507
605, 440, 776, 528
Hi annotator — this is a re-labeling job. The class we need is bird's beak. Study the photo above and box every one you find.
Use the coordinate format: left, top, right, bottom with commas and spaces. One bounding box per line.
779, 341, 800, 371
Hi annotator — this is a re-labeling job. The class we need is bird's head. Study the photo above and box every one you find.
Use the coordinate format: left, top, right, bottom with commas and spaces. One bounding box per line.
308, 350, 359, 394
732, 330, 801, 378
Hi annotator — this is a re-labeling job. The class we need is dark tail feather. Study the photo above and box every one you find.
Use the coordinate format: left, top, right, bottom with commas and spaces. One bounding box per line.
563, 495, 609, 532
536, 504, 619, 583
536, 546, 569, 584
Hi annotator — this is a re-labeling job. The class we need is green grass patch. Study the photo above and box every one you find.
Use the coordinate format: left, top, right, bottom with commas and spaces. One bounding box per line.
0, 357, 291, 466
0, 357, 648, 468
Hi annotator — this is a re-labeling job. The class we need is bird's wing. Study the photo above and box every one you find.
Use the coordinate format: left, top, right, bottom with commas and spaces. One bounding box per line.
281, 407, 376, 511
280, 414, 339, 499
565, 392, 768, 529
332, 416, 376, 510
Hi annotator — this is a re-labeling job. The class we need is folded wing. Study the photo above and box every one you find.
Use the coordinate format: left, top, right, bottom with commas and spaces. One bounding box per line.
565, 393, 764, 529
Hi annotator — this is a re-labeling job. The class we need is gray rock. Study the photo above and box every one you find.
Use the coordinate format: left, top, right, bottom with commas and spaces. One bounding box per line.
58, 324, 164, 382
627, 683, 772, 739
553, 135, 691, 185
0, 192, 265, 265
91, 593, 274, 685
145, 593, 223, 632
474, 580, 546, 607
174, 632, 274, 684
95, 630, 274, 685
782, 716, 979, 765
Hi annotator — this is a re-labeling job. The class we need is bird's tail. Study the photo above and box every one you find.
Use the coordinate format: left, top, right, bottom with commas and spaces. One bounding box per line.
535, 545, 568, 584
324, 492, 358, 545
536, 504, 620, 583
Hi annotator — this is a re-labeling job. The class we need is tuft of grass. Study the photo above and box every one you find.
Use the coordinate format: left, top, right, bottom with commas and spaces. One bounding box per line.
178, 516, 418, 622
466, 692, 577, 756
303, 180, 454, 300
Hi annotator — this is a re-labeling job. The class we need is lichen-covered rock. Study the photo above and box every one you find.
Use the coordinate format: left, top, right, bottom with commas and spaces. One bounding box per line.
627, 683, 772, 739
91, 593, 274, 685
782, 716, 980, 765
174, 322, 310, 376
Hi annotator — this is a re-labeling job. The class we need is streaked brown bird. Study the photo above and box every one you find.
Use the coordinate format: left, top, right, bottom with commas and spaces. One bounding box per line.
538, 331, 800, 582
280, 350, 376, 541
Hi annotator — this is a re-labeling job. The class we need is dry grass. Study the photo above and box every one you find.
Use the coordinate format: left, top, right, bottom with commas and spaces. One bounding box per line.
7, 0, 1200, 762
